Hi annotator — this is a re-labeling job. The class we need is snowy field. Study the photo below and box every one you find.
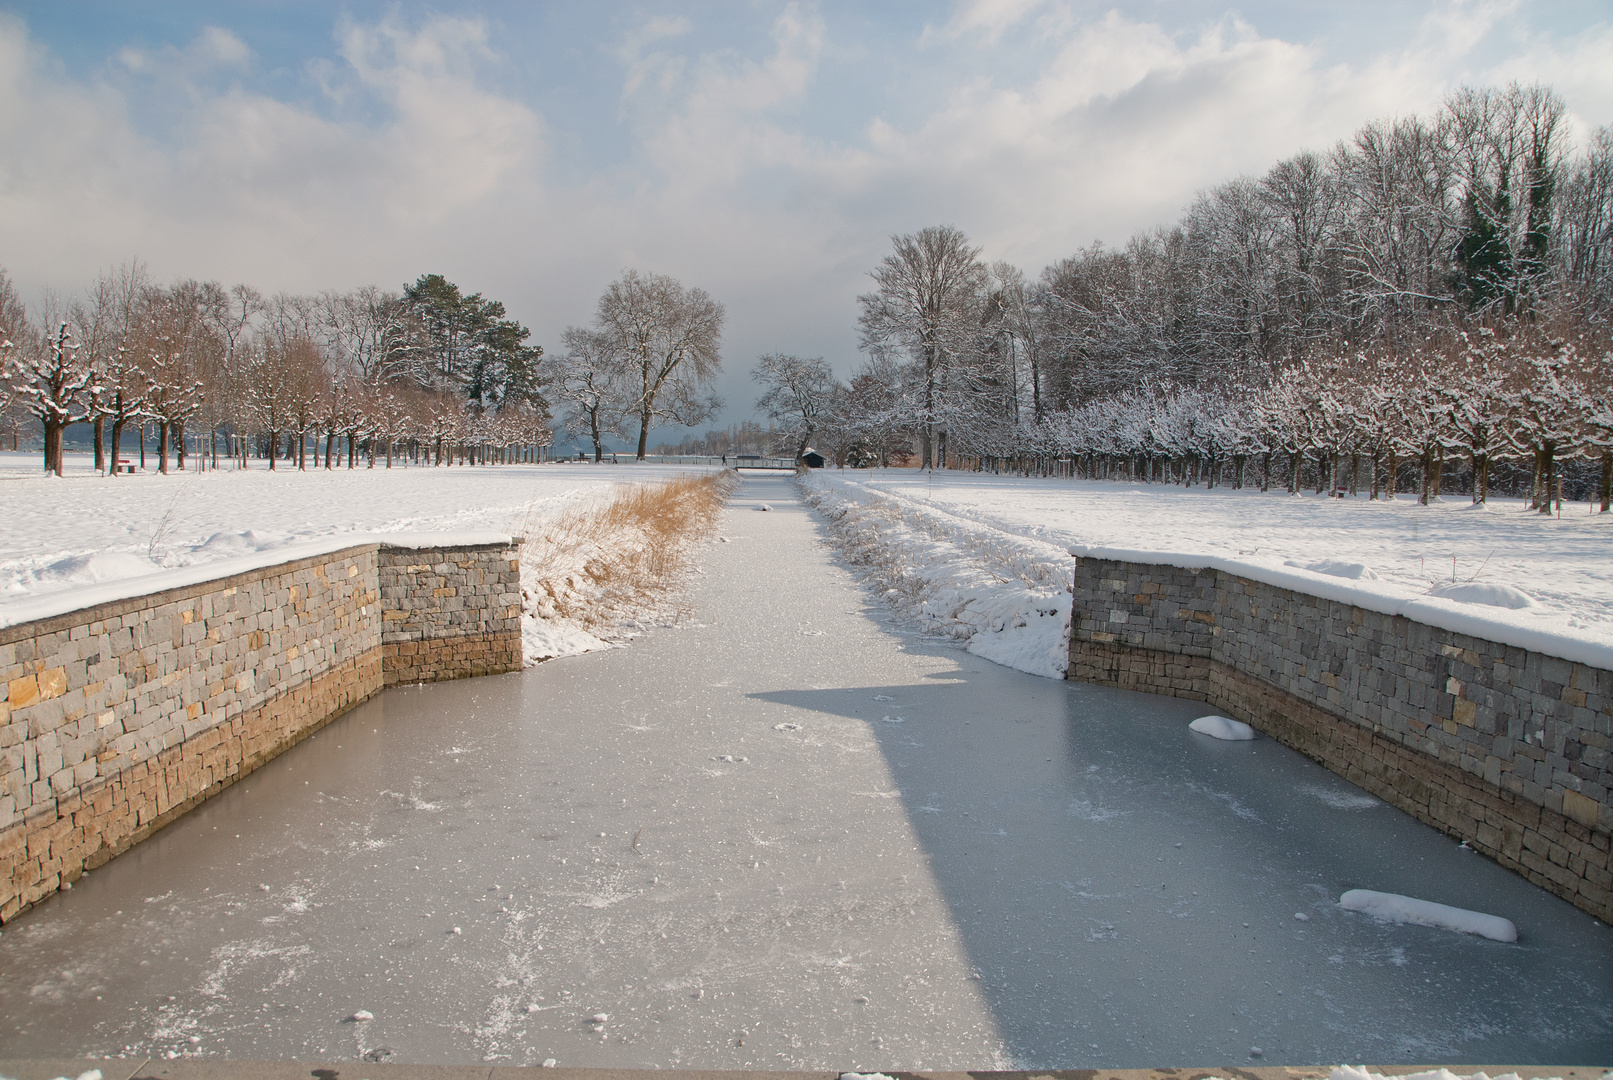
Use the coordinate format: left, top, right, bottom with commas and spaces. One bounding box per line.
0, 452, 721, 657
801, 469, 1613, 678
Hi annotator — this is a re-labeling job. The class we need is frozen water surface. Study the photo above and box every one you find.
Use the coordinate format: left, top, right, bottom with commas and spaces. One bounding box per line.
0, 476, 1608, 1068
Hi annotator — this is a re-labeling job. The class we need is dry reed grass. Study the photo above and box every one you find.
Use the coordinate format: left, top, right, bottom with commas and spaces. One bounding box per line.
516, 470, 738, 634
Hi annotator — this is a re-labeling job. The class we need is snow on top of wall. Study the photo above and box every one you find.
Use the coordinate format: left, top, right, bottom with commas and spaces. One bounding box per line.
0, 532, 511, 631
1069, 541, 1613, 670
371, 532, 514, 550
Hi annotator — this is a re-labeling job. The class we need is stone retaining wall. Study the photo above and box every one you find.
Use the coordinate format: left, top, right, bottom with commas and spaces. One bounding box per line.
379, 543, 522, 685
1068, 556, 1612, 921
0, 539, 521, 922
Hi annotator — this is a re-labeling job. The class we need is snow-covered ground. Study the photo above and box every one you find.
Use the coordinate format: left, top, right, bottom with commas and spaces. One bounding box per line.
801, 469, 1613, 676
0, 452, 721, 658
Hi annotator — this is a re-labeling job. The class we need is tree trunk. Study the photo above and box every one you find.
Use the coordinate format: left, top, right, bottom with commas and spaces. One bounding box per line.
1600, 450, 1611, 512
1538, 444, 1556, 514
158, 422, 170, 475
93, 416, 105, 473
109, 418, 126, 478
42, 418, 63, 477
175, 422, 187, 471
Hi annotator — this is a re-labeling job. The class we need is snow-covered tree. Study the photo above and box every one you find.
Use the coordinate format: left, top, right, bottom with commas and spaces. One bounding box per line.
753, 353, 840, 459
858, 225, 993, 468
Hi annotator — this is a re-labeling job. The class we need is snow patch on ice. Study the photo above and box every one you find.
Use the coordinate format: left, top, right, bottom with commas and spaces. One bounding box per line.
1189, 715, 1256, 740
1338, 888, 1518, 942
1066, 799, 1126, 823
1300, 784, 1381, 810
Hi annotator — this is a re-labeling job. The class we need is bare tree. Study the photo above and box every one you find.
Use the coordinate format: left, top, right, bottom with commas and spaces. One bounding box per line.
752, 354, 839, 458
858, 225, 990, 467
553, 327, 627, 462
588, 269, 724, 460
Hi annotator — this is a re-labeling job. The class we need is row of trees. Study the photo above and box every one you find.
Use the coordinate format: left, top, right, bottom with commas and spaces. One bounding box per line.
751, 83, 1613, 510
0, 262, 729, 475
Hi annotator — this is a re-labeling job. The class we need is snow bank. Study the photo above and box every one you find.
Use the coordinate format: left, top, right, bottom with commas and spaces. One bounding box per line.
0, 461, 723, 662
1330, 1066, 1564, 1080
836, 471, 1613, 672
800, 473, 1072, 679
1189, 715, 1256, 740
1338, 888, 1518, 943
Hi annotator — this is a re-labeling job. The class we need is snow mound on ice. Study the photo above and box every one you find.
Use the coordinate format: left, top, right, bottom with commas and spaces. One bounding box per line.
1189, 715, 1256, 741
1426, 581, 1537, 609
1287, 557, 1378, 580
1338, 888, 1517, 942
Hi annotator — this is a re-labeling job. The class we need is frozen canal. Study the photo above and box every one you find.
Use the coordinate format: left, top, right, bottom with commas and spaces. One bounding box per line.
0, 476, 1609, 1069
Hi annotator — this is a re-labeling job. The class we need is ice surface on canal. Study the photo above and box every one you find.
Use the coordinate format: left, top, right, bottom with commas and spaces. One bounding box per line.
0, 476, 1608, 1069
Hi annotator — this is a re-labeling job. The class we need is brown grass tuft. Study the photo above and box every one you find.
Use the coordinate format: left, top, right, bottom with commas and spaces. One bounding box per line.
517, 471, 738, 633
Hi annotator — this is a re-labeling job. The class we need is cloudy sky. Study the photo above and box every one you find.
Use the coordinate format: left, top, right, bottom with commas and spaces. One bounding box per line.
2, 1, 1611, 440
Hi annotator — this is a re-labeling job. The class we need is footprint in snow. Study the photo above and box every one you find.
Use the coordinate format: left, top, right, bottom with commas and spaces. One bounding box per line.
879, 715, 906, 724
714, 755, 748, 762
773, 723, 802, 731
873, 695, 894, 701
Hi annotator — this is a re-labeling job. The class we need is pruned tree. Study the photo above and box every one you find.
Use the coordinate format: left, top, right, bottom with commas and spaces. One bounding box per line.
9, 317, 94, 477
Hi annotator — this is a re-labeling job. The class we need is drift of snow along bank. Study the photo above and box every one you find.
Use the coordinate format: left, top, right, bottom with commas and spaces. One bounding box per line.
0, 460, 730, 663
1329, 1067, 1575, 1080
833, 471, 1613, 670
1338, 889, 1518, 942
517, 471, 738, 663
1189, 715, 1257, 740
799, 473, 1073, 679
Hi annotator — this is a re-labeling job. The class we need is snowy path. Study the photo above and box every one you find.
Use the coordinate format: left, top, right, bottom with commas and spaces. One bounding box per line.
0, 476, 1609, 1068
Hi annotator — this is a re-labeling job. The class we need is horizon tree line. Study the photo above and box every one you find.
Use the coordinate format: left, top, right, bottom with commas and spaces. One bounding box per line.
750, 82, 1613, 511
0, 265, 727, 474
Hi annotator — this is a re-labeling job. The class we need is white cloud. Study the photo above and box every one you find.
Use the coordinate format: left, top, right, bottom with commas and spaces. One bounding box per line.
918, 0, 1050, 48
0, 13, 545, 294
117, 24, 251, 76
0, 3, 1607, 429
